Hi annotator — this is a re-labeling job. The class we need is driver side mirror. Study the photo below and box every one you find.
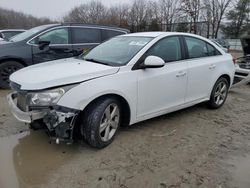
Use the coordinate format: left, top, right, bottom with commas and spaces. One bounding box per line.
140, 56, 165, 69
38, 40, 50, 50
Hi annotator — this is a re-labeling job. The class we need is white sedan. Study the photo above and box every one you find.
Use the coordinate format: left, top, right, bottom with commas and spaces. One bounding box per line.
7, 32, 235, 148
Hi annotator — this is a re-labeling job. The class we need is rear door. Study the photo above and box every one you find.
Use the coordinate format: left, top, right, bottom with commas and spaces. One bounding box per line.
71, 27, 101, 56
183, 36, 222, 102
31, 27, 73, 64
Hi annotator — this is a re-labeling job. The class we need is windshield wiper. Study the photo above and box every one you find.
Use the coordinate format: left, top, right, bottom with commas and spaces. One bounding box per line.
84, 58, 110, 66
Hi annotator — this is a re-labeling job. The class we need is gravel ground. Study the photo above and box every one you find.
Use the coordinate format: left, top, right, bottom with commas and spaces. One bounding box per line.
0, 85, 250, 188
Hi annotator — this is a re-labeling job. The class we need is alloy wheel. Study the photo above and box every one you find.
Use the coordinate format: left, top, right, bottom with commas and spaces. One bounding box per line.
99, 103, 120, 142
214, 81, 227, 106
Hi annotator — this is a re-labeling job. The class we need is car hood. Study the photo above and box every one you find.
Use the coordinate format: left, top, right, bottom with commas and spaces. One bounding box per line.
10, 58, 120, 90
0, 40, 12, 45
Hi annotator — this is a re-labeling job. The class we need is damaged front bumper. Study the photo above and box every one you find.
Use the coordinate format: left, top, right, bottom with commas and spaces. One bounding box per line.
7, 92, 80, 144
7, 93, 46, 123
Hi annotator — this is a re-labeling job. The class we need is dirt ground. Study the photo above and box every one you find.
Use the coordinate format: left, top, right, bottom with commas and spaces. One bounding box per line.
0, 85, 250, 188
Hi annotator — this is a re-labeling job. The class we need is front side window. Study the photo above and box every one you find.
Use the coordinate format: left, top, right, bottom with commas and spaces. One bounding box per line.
72, 28, 101, 43
32, 28, 69, 44
146, 36, 182, 62
11, 25, 53, 42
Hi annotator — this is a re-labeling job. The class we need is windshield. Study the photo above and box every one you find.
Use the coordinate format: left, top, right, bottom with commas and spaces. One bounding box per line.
10, 25, 54, 42
83, 36, 153, 66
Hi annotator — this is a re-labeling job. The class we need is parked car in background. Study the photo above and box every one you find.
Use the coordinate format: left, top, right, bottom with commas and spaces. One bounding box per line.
212, 38, 230, 49
233, 36, 250, 86
210, 39, 229, 53
0, 29, 26, 41
7, 32, 235, 148
0, 23, 129, 88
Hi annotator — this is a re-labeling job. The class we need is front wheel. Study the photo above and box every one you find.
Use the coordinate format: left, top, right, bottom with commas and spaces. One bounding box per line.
81, 97, 121, 148
207, 77, 229, 109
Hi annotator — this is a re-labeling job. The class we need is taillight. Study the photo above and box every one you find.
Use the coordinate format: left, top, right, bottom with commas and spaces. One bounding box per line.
233, 57, 236, 64
231, 54, 236, 64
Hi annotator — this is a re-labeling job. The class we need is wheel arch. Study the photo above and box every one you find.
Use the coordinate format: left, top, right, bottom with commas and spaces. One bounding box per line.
209, 73, 231, 98
82, 93, 131, 126
0, 57, 28, 67
218, 74, 231, 86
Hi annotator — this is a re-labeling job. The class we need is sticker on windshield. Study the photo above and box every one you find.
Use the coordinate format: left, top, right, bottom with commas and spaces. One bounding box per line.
129, 41, 148, 46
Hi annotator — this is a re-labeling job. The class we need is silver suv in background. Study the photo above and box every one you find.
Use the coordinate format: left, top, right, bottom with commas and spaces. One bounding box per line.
0, 23, 129, 88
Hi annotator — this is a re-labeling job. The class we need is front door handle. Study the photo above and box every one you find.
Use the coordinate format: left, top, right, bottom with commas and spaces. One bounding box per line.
209, 64, 216, 69
176, 71, 187, 77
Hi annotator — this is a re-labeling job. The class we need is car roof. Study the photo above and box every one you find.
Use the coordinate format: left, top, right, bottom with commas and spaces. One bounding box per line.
124, 32, 166, 37
123, 31, 207, 38
60, 23, 130, 33
0, 29, 26, 32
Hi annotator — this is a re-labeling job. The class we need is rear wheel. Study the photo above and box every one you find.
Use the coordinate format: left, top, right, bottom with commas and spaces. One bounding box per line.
81, 97, 121, 148
207, 77, 229, 109
0, 61, 24, 89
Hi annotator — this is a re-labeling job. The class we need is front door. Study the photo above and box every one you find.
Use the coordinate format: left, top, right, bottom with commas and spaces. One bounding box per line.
31, 27, 73, 64
137, 36, 187, 118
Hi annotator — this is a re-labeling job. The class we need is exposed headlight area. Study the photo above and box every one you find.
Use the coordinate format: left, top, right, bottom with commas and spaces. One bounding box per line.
12, 84, 77, 113
8, 84, 80, 144
28, 88, 65, 106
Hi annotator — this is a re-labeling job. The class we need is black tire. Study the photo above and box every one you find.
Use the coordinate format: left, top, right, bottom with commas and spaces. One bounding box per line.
81, 97, 121, 149
0, 61, 24, 89
207, 77, 229, 109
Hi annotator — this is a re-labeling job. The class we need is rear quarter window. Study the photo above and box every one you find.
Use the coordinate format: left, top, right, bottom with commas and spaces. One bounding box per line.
185, 36, 221, 59
206, 43, 221, 56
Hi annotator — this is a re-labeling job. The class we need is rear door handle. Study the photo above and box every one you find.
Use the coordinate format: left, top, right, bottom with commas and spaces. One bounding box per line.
176, 71, 187, 77
209, 64, 216, 69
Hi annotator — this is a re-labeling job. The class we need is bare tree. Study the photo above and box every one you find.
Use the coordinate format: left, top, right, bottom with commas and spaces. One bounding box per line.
106, 4, 130, 27
0, 7, 52, 29
158, 0, 180, 31
128, 0, 148, 32
222, 0, 250, 38
180, 0, 203, 34
64, 1, 107, 24
61, 0, 234, 36
203, 0, 232, 38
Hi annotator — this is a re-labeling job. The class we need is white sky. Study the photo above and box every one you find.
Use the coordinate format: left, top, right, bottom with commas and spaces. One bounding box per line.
0, 0, 133, 20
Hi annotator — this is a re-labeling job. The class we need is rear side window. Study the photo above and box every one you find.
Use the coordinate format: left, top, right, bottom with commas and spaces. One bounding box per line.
72, 27, 101, 44
101, 29, 125, 41
185, 37, 221, 59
